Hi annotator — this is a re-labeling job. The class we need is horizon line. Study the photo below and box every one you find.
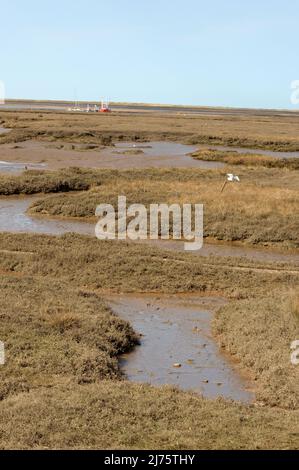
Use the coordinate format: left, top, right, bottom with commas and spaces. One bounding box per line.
2, 97, 299, 113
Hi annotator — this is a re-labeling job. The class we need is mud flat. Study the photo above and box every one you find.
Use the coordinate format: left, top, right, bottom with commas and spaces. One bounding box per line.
107, 294, 254, 402
0, 140, 224, 172
0, 126, 48, 173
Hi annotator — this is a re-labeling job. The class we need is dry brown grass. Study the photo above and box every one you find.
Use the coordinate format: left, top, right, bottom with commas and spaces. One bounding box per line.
0, 274, 137, 402
2, 109, 299, 150
191, 148, 299, 170
0, 167, 92, 195
0, 382, 298, 450
1, 232, 297, 298
213, 293, 299, 409
1, 164, 298, 192
290, 288, 299, 322
27, 171, 299, 248
0, 232, 298, 448
0, 108, 298, 448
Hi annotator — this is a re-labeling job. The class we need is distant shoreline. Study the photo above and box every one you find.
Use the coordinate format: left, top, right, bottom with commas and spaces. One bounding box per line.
1, 99, 299, 117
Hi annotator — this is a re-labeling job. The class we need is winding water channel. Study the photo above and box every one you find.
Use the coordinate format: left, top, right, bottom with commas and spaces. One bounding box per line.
0, 127, 297, 401
1, 196, 298, 401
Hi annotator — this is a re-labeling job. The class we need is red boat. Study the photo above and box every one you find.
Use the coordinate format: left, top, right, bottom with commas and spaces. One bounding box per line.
99, 100, 111, 113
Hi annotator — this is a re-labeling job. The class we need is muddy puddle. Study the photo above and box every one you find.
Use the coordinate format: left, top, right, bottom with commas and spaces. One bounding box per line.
0, 161, 46, 174
1, 196, 298, 265
0, 127, 10, 135
107, 294, 254, 402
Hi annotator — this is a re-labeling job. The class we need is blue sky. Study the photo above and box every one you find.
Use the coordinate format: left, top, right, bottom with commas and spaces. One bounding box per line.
0, 0, 298, 108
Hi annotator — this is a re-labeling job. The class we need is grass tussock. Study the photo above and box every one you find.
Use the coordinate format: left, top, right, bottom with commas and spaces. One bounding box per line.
0, 275, 137, 401
191, 149, 299, 170
0, 167, 93, 195
213, 293, 299, 409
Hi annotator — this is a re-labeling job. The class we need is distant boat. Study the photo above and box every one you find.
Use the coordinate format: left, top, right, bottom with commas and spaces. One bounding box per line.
68, 96, 81, 112
67, 99, 111, 113
99, 99, 111, 113
68, 104, 82, 112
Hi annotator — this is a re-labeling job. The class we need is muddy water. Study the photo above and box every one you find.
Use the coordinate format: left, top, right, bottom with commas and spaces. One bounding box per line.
0, 197, 95, 235
0, 127, 10, 135
106, 141, 299, 162
143, 239, 299, 265
107, 295, 254, 402
0, 161, 46, 174
105, 142, 225, 169
105, 141, 299, 165
1, 136, 299, 175
0, 127, 47, 173
0, 139, 224, 172
1, 196, 299, 265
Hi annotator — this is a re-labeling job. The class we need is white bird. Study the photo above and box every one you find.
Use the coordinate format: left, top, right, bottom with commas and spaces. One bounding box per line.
227, 173, 240, 182
221, 173, 240, 192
